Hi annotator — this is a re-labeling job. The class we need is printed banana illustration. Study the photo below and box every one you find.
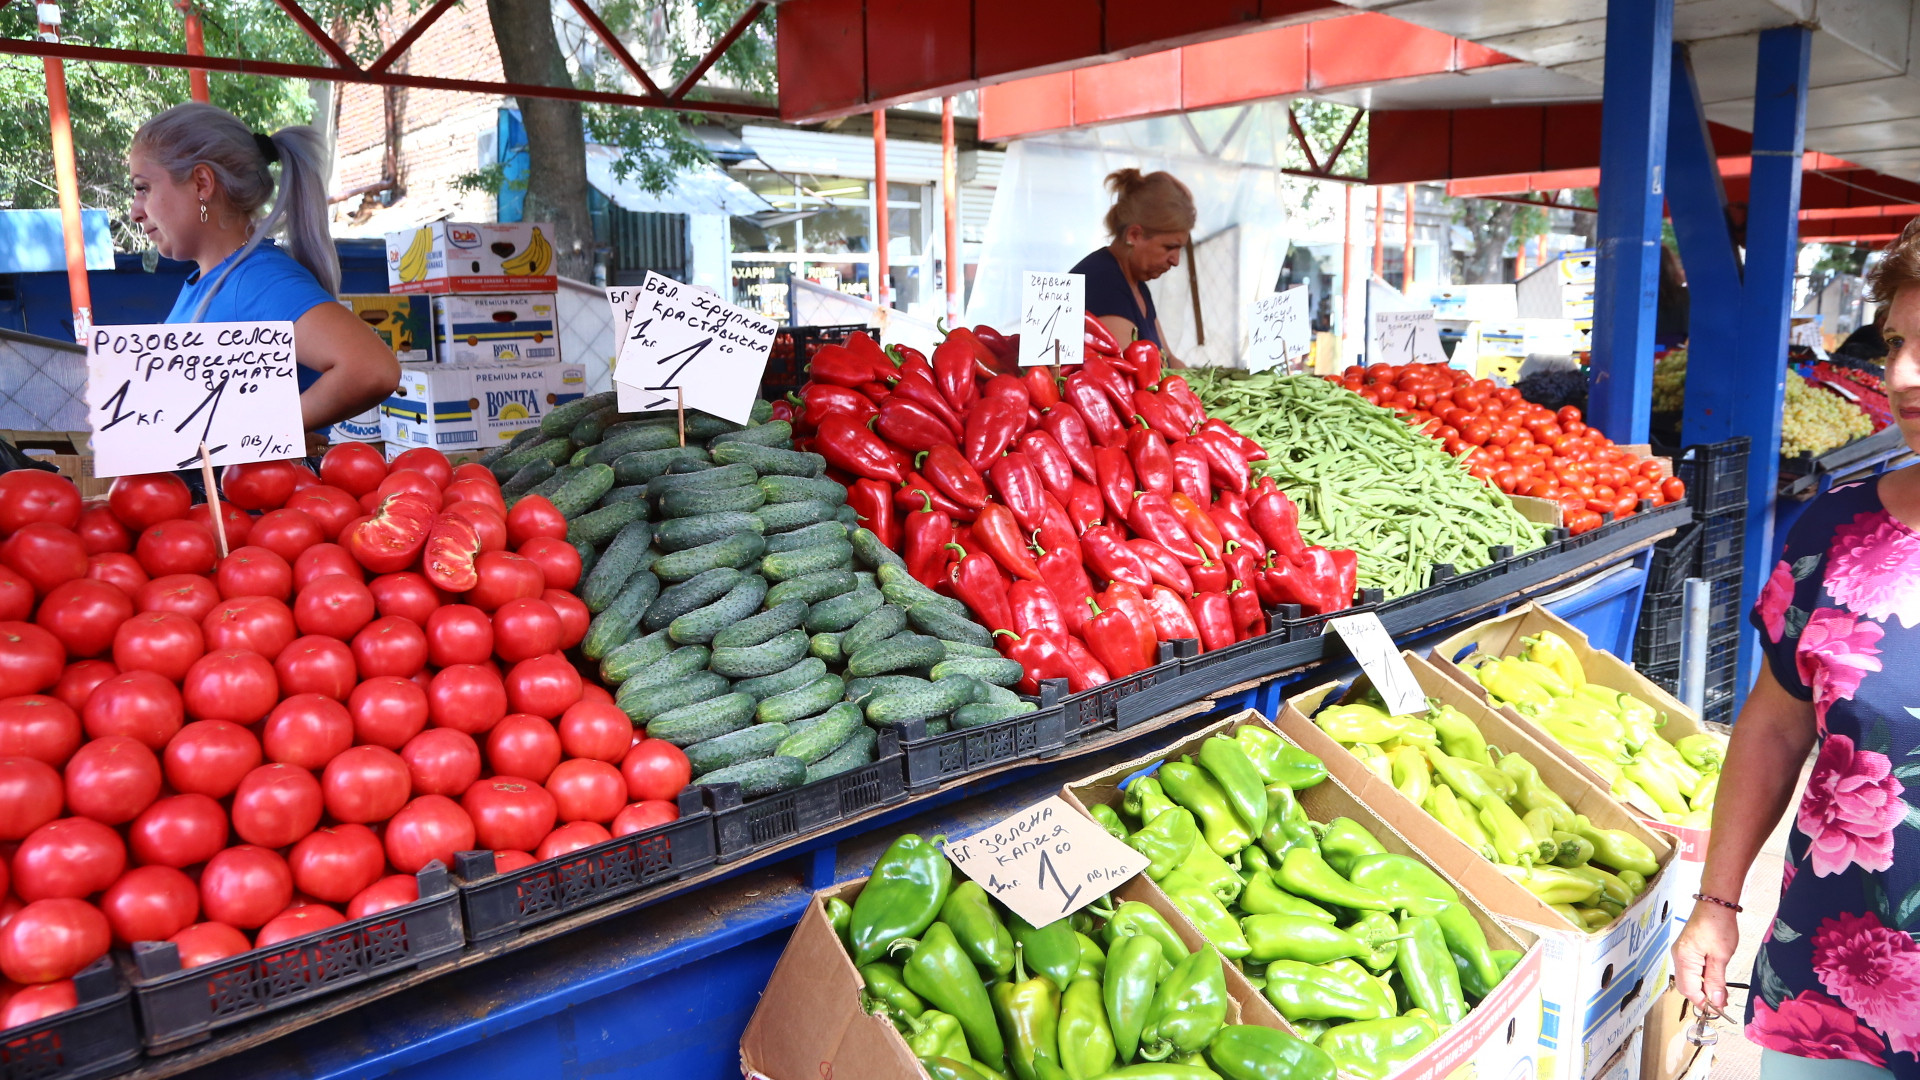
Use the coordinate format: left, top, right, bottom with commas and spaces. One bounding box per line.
501, 227, 552, 276
396, 228, 432, 282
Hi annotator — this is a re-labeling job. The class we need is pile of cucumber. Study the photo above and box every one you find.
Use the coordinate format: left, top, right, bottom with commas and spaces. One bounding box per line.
480, 392, 1039, 803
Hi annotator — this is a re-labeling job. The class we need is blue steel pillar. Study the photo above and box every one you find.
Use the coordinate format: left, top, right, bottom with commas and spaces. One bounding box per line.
1587, 0, 1674, 444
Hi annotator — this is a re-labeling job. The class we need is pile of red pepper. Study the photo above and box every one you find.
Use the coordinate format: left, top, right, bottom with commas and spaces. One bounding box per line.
780, 319, 1359, 697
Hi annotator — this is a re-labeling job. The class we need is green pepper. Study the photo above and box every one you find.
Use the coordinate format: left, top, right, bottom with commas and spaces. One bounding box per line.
1010, 910, 1082, 993
1129, 808, 1201, 881
1569, 815, 1660, 877
1175, 840, 1245, 908
1454, 947, 1521, 1000
1159, 870, 1251, 959
1618, 869, 1647, 895
1058, 978, 1116, 1080
1424, 783, 1496, 860
1564, 863, 1635, 907
1394, 914, 1467, 1025
1423, 746, 1500, 809
1103, 901, 1190, 966
1240, 914, 1369, 965
1105, 934, 1166, 1063
1141, 944, 1229, 1059
1498, 753, 1576, 821
922, 1057, 993, 1080
1428, 704, 1492, 766
1347, 911, 1401, 972
1314, 702, 1428, 744
1325, 959, 1398, 1016
1314, 1017, 1437, 1080
1474, 657, 1554, 713
1459, 757, 1517, 801
1345, 853, 1501, 992
1258, 784, 1318, 862
1315, 818, 1387, 877
850, 833, 953, 965
1261, 959, 1393, 1022
1551, 830, 1595, 868
1089, 804, 1130, 840
1388, 746, 1431, 807
941, 881, 1016, 978
825, 896, 853, 945
991, 952, 1061, 1080
1238, 844, 1272, 882
1478, 797, 1541, 866
1289, 1019, 1330, 1043
1090, 1066, 1219, 1080
1276, 846, 1392, 911
1206, 1024, 1338, 1080
1123, 777, 1178, 824
1236, 727, 1327, 790
898, 922, 1006, 1069
1240, 871, 1336, 922
1494, 863, 1602, 907
1198, 736, 1267, 835
1075, 932, 1106, 982
860, 960, 926, 1019
1160, 761, 1253, 856
905, 1009, 972, 1060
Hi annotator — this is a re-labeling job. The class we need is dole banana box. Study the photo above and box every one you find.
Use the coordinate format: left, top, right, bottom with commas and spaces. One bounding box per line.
430, 294, 562, 365
381, 361, 584, 452
385, 221, 558, 295
338, 294, 430, 362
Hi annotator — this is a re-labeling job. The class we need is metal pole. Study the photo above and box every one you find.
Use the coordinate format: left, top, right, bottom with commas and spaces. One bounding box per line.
1340, 185, 1353, 341
40, 2, 92, 344
1371, 187, 1384, 280
873, 110, 889, 311
180, 0, 209, 102
1402, 184, 1415, 291
942, 97, 960, 324
1679, 577, 1708, 715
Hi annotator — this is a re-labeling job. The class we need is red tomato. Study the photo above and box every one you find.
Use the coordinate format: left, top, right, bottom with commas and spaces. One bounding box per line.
493, 850, 537, 873
462, 776, 557, 852
342, 493, 435, 575
100, 865, 198, 946
443, 478, 506, 516
2, 980, 76, 1025
274, 636, 357, 702
230, 764, 323, 849
199, 845, 292, 929
621, 739, 691, 802
427, 664, 507, 735
425, 604, 493, 667
367, 572, 440, 625
346, 875, 417, 919
63, 735, 160, 825
107, 474, 191, 531
442, 501, 507, 554
352, 616, 428, 679
467, 551, 543, 612
384, 794, 474, 873
0, 899, 107, 983
87, 553, 148, 597
254, 904, 345, 948
421, 513, 481, 593
182, 650, 279, 724
202, 596, 297, 661
214, 547, 293, 602
81, 671, 183, 750
1, 524, 87, 595
169, 921, 252, 968
0, 566, 33, 622
163, 720, 261, 799
50, 660, 111, 715
542, 590, 589, 651
283, 486, 357, 541
372, 471, 443, 514
0, 472, 80, 534
35, 579, 133, 660
136, 574, 220, 621
400, 728, 481, 797
248, 509, 323, 565
347, 677, 429, 750
505, 496, 567, 548
546, 759, 624, 824
517, 538, 582, 592
321, 745, 410, 824
450, 463, 497, 487
0, 757, 61, 841
292, 544, 364, 589
75, 504, 131, 556
184, 502, 252, 549
12, 818, 124, 901
559, 700, 632, 764
1661, 476, 1686, 501
128, 793, 227, 868
261, 694, 353, 770
134, 520, 217, 578
320, 443, 387, 498
221, 461, 300, 511
0, 624, 63, 701
0, 696, 79, 772
491, 598, 561, 664
292, 575, 376, 639
612, 800, 678, 837
112, 611, 204, 682
504, 653, 581, 719
536, 821, 611, 861
578, 681, 613, 707
388, 449, 452, 489
486, 714, 561, 783
288, 823, 385, 903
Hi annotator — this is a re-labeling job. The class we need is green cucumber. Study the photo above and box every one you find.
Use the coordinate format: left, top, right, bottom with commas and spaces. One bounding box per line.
759, 475, 847, 506
844, 675, 932, 704
597, 485, 649, 509
977, 682, 1021, 706
566, 499, 649, 548
492, 434, 573, 480
877, 564, 969, 618
613, 446, 707, 484
568, 446, 593, 467
834, 505, 860, 526
809, 632, 847, 665
614, 647, 712, 705
576, 539, 598, 579
907, 602, 994, 649
952, 701, 1037, 729
931, 657, 1024, 687
756, 674, 847, 726
846, 631, 947, 678
620, 670, 729, 724
622, 410, 741, 443
711, 600, 809, 650
764, 521, 849, 553
525, 465, 583, 504
643, 567, 743, 632
647, 693, 756, 747
765, 569, 856, 608
578, 521, 655, 612
686, 723, 790, 777
709, 420, 793, 448
850, 528, 907, 572
584, 424, 683, 466
667, 459, 715, 474
775, 703, 862, 764
481, 425, 544, 466
854, 572, 877, 591
732, 657, 828, 702
938, 640, 1003, 661
598, 630, 672, 684
580, 570, 661, 660
865, 675, 983, 725
805, 588, 883, 633
653, 511, 765, 552
668, 575, 770, 644
700, 755, 807, 798
841, 604, 908, 657
549, 463, 617, 518
807, 729, 878, 783
661, 483, 766, 518
755, 500, 839, 534
568, 405, 620, 446
500, 457, 557, 497
709, 442, 825, 477
760, 541, 855, 583
653, 531, 768, 584
646, 462, 757, 498
540, 390, 618, 436
710, 628, 810, 678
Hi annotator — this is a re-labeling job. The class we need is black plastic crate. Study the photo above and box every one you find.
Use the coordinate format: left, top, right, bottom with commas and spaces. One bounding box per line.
764, 323, 868, 396
1707, 576, 1742, 636
1061, 641, 1195, 739
893, 696, 1068, 793
1676, 437, 1750, 516
1635, 586, 1686, 655
1646, 523, 1703, 593
1702, 684, 1737, 724
1272, 589, 1385, 644
705, 727, 906, 861
1507, 531, 1567, 569
129, 863, 463, 1053
1699, 508, 1746, 581
1638, 658, 1680, 695
0, 958, 137, 1080
453, 788, 714, 942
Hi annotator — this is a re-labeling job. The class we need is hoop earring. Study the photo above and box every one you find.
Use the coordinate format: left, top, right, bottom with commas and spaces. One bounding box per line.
199, 199, 208, 223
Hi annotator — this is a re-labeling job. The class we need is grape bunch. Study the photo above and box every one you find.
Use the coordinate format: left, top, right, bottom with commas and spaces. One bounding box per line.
1652, 350, 1687, 413
1781, 370, 1873, 458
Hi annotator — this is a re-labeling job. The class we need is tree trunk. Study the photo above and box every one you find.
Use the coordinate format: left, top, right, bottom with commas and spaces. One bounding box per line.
1463, 202, 1519, 284
486, 0, 594, 281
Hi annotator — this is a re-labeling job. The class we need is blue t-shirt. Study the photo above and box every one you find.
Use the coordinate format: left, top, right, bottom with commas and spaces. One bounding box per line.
1070, 246, 1161, 350
167, 241, 335, 391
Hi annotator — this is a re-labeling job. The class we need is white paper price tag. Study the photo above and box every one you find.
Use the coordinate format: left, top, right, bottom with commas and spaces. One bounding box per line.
1370, 309, 1446, 366
1323, 612, 1427, 716
1248, 285, 1311, 374
613, 272, 776, 424
85, 322, 305, 478
1019, 272, 1086, 367
941, 796, 1148, 928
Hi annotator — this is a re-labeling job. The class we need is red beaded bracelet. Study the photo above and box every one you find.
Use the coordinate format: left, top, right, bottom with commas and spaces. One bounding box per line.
1693, 892, 1743, 913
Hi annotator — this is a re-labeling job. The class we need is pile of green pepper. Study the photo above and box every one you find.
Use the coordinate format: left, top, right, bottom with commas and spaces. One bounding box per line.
1307, 688, 1663, 932
1097, 724, 1516, 1080
828, 830, 1335, 1080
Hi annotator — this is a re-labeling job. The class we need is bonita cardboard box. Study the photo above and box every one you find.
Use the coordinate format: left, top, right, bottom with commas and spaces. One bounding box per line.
381, 361, 584, 454
385, 221, 558, 295
327, 407, 382, 445
339, 294, 429, 363
430, 294, 562, 365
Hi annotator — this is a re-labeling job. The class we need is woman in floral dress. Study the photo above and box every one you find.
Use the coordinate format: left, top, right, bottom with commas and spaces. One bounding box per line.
1674, 220, 1920, 1078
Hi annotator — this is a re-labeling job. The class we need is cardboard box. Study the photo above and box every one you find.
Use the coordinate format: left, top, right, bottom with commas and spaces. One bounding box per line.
328, 408, 383, 444
1060, 710, 1547, 1080
339, 294, 430, 363
385, 221, 558, 295
1280, 655, 1676, 1080
1641, 983, 1714, 1080
1592, 1023, 1644, 1080
380, 361, 585, 454
430, 294, 563, 365
3, 431, 111, 498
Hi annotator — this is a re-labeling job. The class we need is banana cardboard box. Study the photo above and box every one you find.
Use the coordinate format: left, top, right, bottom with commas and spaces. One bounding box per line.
339, 294, 430, 362
386, 221, 557, 294
430, 294, 562, 365
381, 360, 585, 453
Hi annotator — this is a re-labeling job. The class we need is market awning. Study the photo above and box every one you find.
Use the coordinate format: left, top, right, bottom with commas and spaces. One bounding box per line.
584, 145, 774, 217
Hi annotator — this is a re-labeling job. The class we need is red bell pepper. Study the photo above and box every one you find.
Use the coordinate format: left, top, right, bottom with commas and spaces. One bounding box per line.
1023, 367, 1061, 409
1160, 377, 1208, 432
1041, 404, 1100, 484
963, 387, 1029, 471
1228, 581, 1265, 641
1124, 340, 1163, 391
1094, 446, 1137, 526
1100, 582, 1160, 659
996, 628, 1076, 695
920, 444, 989, 510
1065, 480, 1105, 533
932, 336, 979, 414
1259, 553, 1319, 612
1058, 634, 1112, 693
888, 344, 935, 385
1064, 372, 1125, 447
1143, 585, 1201, 645
904, 501, 954, 589
845, 332, 897, 378
1222, 543, 1262, 598
1289, 547, 1347, 615
1127, 539, 1194, 595
1329, 548, 1358, 612
1191, 556, 1230, 594
1249, 482, 1306, 559
1209, 503, 1266, 560
891, 369, 966, 438
1036, 545, 1093, 636
816, 415, 906, 483
1084, 312, 1121, 357
1017, 431, 1076, 501
1084, 598, 1150, 677
1169, 440, 1212, 505
1189, 429, 1249, 493
972, 503, 1042, 582
1083, 353, 1138, 418
1009, 580, 1068, 638
1037, 497, 1081, 563
1026, 406, 1044, 433
1191, 591, 1234, 653
1127, 427, 1175, 497
793, 383, 877, 431
973, 324, 1019, 365
1201, 418, 1268, 462
1215, 488, 1249, 520
808, 344, 882, 388
858, 380, 893, 403
897, 473, 973, 522
1083, 526, 1153, 589
1128, 492, 1203, 566
944, 543, 1015, 632
988, 452, 1048, 533
845, 478, 898, 550
949, 326, 1007, 377
875, 396, 959, 453
1168, 492, 1225, 563
1131, 389, 1189, 442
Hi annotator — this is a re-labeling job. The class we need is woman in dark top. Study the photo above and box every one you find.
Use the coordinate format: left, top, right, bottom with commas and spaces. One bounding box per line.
1070, 168, 1196, 362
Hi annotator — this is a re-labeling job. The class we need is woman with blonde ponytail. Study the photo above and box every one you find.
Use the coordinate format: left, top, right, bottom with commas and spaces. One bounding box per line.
129, 103, 399, 431
1069, 168, 1196, 362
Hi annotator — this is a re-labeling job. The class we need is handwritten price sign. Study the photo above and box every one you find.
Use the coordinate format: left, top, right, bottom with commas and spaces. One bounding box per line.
1248, 285, 1311, 373
1370, 309, 1446, 366
941, 796, 1148, 927
1019, 272, 1086, 367
1323, 612, 1428, 716
613, 272, 776, 424
85, 322, 305, 478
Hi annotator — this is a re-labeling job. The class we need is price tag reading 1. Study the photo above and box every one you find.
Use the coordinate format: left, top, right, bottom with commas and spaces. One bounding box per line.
613, 272, 776, 424
1323, 612, 1428, 716
941, 795, 1149, 928
1019, 272, 1086, 367
85, 321, 305, 478
1370, 309, 1446, 366
1247, 285, 1311, 373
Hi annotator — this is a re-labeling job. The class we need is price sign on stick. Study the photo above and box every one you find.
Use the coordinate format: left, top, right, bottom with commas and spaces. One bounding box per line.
941, 795, 1149, 927
1323, 612, 1428, 716
613, 272, 776, 424
84, 322, 305, 478
1019, 272, 1086, 367
1370, 309, 1446, 366
1248, 285, 1312, 373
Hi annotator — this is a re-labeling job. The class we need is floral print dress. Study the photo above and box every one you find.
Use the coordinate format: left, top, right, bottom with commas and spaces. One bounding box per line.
1747, 478, 1920, 1069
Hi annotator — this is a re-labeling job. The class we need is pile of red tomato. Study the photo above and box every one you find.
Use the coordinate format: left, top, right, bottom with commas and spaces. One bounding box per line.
0, 446, 690, 1029
1330, 363, 1688, 535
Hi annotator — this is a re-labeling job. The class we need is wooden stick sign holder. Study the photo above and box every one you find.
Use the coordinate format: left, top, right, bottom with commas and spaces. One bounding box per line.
198, 442, 229, 559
